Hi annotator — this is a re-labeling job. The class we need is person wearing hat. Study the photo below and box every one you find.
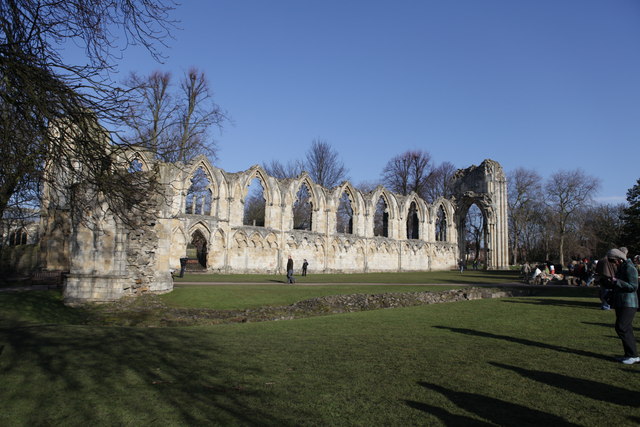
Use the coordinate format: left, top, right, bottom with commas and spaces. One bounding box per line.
603, 248, 639, 364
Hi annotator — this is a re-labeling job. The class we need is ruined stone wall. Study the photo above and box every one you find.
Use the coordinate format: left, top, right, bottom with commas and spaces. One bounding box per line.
161, 156, 506, 275
39, 148, 509, 302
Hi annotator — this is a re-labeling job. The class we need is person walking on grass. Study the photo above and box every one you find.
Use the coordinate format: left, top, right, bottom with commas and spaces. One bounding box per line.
603, 248, 639, 365
302, 259, 308, 276
286, 255, 295, 284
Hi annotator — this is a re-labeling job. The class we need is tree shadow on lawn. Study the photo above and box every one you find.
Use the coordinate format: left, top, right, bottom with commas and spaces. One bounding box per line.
0, 324, 291, 425
490, 362, 640, 407
433, 326, 612, 362
409, 382, 578, 426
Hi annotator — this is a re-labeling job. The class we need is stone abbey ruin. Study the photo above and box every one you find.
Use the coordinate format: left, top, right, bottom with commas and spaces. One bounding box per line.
36, 150, 508, 303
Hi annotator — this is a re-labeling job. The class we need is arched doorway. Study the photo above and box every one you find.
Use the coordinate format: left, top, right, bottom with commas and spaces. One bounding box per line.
187, 230, 208, 270
459, 203, 487, 270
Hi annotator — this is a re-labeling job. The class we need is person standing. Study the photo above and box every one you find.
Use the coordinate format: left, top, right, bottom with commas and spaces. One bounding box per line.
286, 255, 295, 284
604, 248, 639, 364
302, 259, 308, 276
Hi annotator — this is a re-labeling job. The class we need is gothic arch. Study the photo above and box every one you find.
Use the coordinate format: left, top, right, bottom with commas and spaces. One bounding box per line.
184, 162, 216, 215
369, 186, 399, 220
432, 198, 455, 243
291, 176, 317, 231
240, 166, 274, 206
402, 194, 425, 240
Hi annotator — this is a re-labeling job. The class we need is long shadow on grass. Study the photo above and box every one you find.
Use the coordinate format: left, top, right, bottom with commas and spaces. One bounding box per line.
582, 321, 640, 332
490, 362, 640, 407
404, 400, 493, 426
433, 326, 611, 361
0, 324, 291, 425
413, 382, 578, 426
501, 298, 599, 309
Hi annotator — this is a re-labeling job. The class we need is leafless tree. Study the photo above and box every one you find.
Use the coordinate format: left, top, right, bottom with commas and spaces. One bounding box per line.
507, 168, 543, 264
423, 161, 456, 203
578, 203, 625, 258
0, 0, 177, 221
545, 169, 600, 267
381, 150, 434, 197
262, 159, 304, 179
305, 139, 349, 188
125, 68, 227, 163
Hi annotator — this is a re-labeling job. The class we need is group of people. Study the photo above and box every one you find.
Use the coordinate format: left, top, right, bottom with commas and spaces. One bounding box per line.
524, 261, 560, 284
520, 250, 639, 365
285, 256, 308, 284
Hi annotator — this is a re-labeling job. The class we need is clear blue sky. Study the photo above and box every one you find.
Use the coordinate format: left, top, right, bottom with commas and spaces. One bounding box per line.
103, 0, 640, 203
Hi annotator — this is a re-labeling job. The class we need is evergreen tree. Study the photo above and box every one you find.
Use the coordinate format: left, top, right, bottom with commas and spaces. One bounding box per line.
622, 178, 640, 255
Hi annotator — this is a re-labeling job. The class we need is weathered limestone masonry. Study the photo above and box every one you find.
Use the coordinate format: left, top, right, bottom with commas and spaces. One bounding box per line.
40, 151, 509, 303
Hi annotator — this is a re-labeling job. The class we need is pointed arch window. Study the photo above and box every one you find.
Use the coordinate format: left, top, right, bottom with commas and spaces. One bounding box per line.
293, 183, 312, 230
373, 196, 388, 237
336, 191, 353, 234
243, 177, 266, 226
435, 205, 447, 242
406, 201, 419, 239
185, 167, 213, 215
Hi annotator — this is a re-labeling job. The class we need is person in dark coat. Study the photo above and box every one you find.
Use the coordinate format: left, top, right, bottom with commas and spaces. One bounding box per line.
602, 248, 639, 364
302, 259, 308, 276
286, 255, 295, 283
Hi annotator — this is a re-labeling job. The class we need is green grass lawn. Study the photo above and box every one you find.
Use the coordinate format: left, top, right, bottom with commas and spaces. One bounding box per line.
173, 269, 521, 284
1, 285, 638, 426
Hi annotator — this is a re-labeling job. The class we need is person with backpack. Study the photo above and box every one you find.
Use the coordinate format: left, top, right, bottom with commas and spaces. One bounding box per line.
601, 248, 639, 365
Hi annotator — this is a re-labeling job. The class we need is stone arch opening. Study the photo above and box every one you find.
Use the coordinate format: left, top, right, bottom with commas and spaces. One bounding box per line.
8, 228, 28, 246
460, 202, 487, 270
186, 167, 213, 215
293, 183, 312, 230
373, 196, 389, 237
406, 201, 419, 239
243, 176, 266, 226
187, 229, 208, 270
336, 191, 353, 234
435, 205, 448, 242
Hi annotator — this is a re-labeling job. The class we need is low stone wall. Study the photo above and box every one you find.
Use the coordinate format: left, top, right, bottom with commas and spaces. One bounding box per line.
141, 287, 534, 326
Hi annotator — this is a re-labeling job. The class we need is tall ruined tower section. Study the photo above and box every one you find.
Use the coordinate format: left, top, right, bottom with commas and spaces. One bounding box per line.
451, 159, 509, 270
39, 129, 173, 303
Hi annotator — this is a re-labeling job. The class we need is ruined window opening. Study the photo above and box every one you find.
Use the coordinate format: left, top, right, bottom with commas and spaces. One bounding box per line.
128, 158, 143, 173
293, 184, 312, 230
336, 191, 353, 234
187, 230, 207, 269
185, 167, 212, 215
373, 196, 388, 237
406, 201, 419, 239
8, 229, 28, 246
243, 177, 266, 226
435, 205, 447, 242
464, 203, 485, 266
